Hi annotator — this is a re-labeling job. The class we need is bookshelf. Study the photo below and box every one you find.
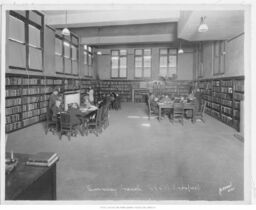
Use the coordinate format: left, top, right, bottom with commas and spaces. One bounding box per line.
5, 74, 87, 133
198, 76, 244, 131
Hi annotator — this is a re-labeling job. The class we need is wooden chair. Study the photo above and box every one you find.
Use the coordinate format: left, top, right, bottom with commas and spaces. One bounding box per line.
194, 101, 206, 123
85, 107, 103, 136
59, 113, 77, 140
171, 102, 184, 125
45, 108, 57, 135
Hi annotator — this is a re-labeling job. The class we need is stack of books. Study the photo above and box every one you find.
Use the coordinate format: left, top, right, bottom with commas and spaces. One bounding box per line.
26, 152, 59, 167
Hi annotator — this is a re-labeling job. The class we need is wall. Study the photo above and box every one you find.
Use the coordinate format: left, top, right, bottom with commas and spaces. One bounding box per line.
97, 46, 194, 81
197, 34, 244, 80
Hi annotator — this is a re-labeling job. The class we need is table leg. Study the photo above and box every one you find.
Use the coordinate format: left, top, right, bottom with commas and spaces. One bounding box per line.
192, 108, 195, 123
159, 107, 161, 121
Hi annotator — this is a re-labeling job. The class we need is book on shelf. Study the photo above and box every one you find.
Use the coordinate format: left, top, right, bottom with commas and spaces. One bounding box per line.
26, 152, 59, 167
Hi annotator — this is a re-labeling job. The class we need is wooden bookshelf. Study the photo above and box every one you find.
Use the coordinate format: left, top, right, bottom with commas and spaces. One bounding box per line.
198, 76, 244, 131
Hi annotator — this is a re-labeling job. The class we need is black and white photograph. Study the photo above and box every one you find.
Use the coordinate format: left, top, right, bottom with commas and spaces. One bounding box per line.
0, 0, 255, 206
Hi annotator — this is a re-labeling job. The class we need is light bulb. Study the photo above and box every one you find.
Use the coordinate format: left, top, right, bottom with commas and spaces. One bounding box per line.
62, 28, 70, 36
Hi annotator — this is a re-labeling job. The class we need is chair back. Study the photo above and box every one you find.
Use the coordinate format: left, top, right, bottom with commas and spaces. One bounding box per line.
95, 106, 103, 124
60, 112, 72, 131
173, 102, 184, 114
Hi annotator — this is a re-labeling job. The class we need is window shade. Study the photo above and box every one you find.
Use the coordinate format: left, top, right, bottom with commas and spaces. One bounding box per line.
55, 38, 62, 55
56, 55, 63, 72
29, 47, 42, 70
64, 58, 71, 74
71, 45, 77, 60
29, 25, 41, 48
9, 15, 25, 43
64, 42, 70, 58
8, 40, 26, 68
72, 61, 78, 75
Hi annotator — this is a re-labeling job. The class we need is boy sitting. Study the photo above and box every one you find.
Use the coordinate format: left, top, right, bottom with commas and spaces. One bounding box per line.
67, 103, 84, 136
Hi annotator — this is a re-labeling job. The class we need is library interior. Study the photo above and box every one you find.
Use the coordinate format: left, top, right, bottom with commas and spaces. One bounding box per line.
3, 8, 245, 201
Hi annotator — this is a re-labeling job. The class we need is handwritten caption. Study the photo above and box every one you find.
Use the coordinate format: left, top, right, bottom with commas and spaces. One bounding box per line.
86, 184, 200, 193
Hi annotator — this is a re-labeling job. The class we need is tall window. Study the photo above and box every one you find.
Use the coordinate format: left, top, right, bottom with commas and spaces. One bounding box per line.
213, 41, 226, 75
55, 33, 78, 75
135, 49, 151, 78
83, 45, 93, 77
198, 43, 204, 78
159, 48, 177, 77
111, 49, 127, 78
8, 11, 43, 71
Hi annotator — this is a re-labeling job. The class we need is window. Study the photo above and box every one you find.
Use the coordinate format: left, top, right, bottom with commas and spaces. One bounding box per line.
83, 45, 93, 77
135, 49, 151, 78
213, 41, 226, 75
198, 43, 204, 78
111, 50, 127, 78
159, 48, 177, 77
55, 33, 79, 75
8, 11, 44, 71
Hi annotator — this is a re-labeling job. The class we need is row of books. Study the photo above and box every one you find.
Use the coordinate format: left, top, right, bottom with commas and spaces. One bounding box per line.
6, 105, 22, 115
212, 102, 220, 110
22, 101, 47, 112
22, 95, 49, 104
221, 87, 233, 93
6, 113, 21, 124
6, 98, 22, 107
221, 106, 232, 115
213, 87, 221, 92
221, 114, 233, 125
221, 80, 233, 87
23, 116, 40, 127
233, 80, 244, 92
212, 97, 221, 104
233, 110, 240, 118
233, 92, 244, 101
6, 77, 22, 85
6, 121, 22, 132
22, 109, 41, 119
6, 89, 22, 97
221, 99, 233, 107
22, 108, 47, 120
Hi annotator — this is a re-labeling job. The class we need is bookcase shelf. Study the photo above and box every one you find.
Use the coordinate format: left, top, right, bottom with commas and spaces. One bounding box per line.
198, 76, 244, 131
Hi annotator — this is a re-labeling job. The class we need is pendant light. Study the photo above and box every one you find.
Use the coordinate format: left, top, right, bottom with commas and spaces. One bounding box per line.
62, 10, 70, 36
198, 16, 208, 33
178, 39, 184, 54
96, 27, 102, 55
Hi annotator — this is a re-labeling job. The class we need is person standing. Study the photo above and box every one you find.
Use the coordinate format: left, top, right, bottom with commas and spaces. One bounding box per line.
49, 87, 60, 109
88, 87, 94, 104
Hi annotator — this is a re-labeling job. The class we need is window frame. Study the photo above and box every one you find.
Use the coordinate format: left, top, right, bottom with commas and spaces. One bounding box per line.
8, 10, 44, 72
213, 40, 226, 76
83, 45, 93, 77
159, 48, 177, 78
111, 49, 128, 79
55, 33, 79, 76
134, 48, 152, 79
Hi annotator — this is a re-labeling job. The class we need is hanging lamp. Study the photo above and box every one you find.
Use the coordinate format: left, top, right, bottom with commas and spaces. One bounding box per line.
62, 10, 70, 36
178, 39, 184, 54
198, 16, 208, 33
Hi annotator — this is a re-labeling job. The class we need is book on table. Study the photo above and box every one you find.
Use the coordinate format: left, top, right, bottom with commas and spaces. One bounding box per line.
26, 152, 59, 167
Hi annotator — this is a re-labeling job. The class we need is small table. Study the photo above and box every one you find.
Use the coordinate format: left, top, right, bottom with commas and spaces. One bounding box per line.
5, 153, 58, 200
157, 102, 196, 123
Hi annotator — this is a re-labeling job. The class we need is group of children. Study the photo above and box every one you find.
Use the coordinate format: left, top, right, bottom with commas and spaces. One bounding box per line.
148, 87, 202, 117
48, 87, 95, 136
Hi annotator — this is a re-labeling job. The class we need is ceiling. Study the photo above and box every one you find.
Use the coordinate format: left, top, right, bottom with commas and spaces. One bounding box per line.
43, 9, 244, 45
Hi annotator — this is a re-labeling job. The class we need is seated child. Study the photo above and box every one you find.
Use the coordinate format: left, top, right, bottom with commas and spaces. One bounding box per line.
51, 98, 63, 122
82, 94, 92, 108
67, 103, 84, 136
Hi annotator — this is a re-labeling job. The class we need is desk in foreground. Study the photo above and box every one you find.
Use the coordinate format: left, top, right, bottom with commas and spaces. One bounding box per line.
5, 153, 58, 200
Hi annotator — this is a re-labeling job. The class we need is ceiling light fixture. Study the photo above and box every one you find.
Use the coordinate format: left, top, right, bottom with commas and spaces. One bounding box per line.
198, 16, 208, 33
96, 27, 102, 55
178, 39, 184, 54
62, 10, 70, 36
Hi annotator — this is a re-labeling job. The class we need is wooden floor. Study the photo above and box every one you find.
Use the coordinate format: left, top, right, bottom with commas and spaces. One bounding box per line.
6, 103, 244, 201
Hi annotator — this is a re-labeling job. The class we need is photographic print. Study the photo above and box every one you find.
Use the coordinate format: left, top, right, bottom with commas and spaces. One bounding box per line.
0, 1, 251, 205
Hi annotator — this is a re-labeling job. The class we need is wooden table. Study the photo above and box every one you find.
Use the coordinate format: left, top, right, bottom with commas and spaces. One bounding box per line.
158, 102, 196, 123
5, 153, 58, 200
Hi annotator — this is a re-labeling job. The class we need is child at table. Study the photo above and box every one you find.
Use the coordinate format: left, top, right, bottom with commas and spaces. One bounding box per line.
82, 94, 92, 108
51, 98, 63, 122
67, 103, 84, 136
